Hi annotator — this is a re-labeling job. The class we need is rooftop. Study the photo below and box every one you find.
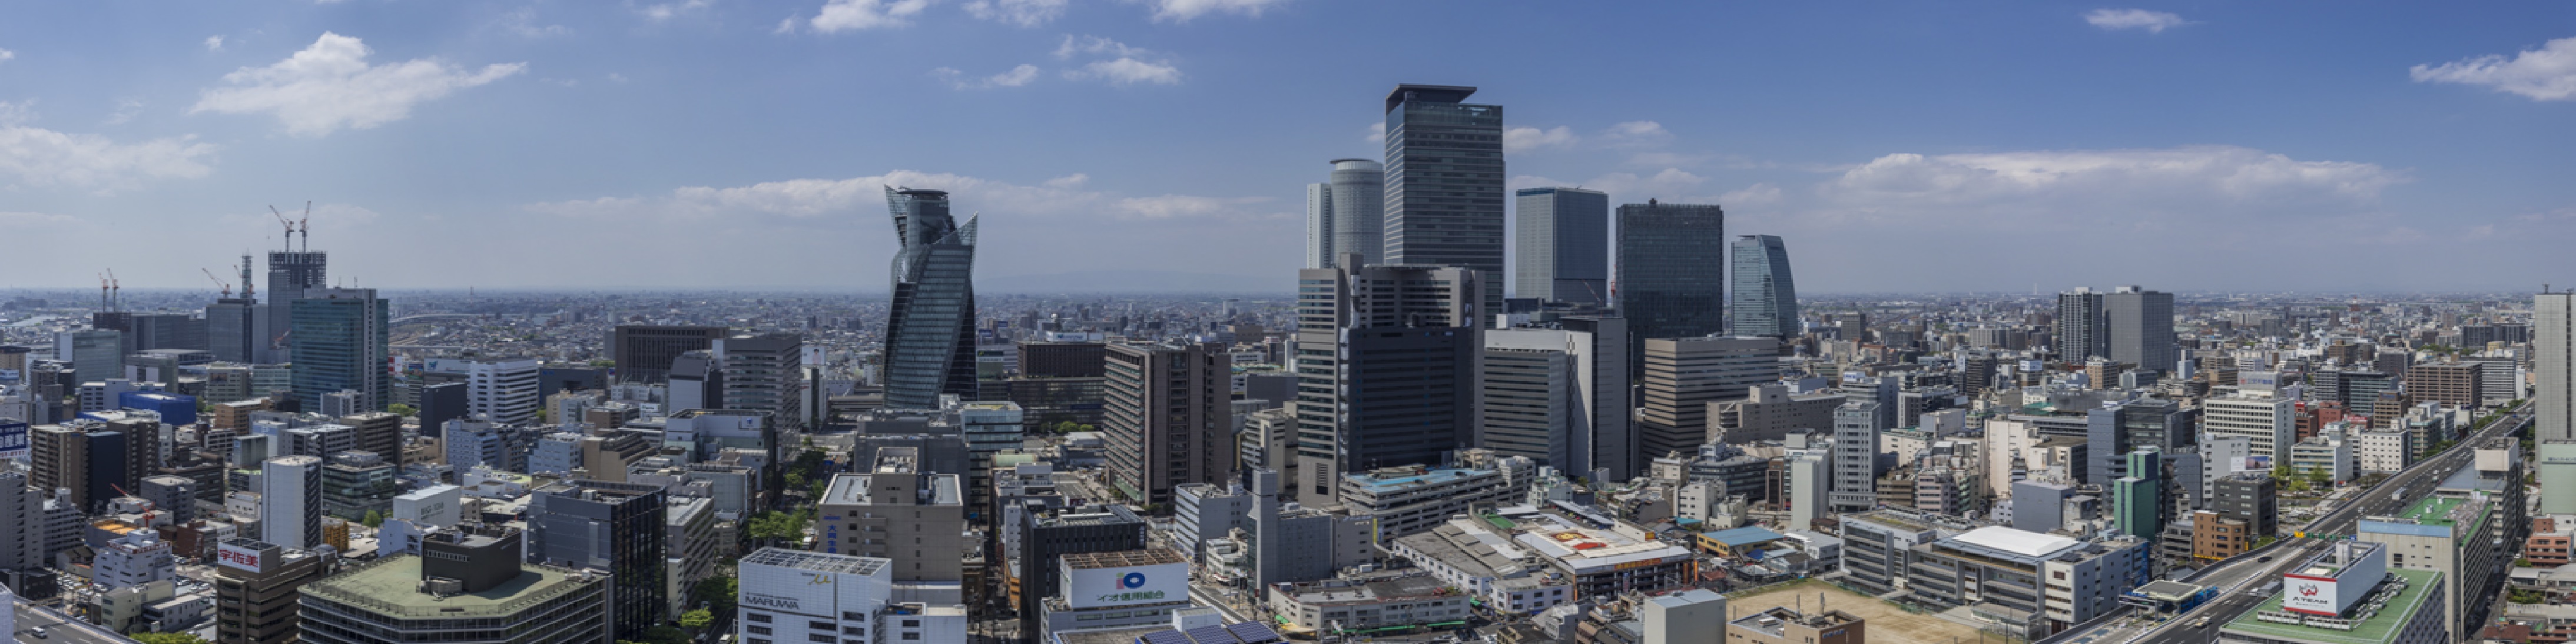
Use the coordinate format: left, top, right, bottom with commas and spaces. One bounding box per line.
1062, 548, 1184, 569
301, 555, 600, 618
742, 548, 888, 576
1342, 467, 1497, 493
2221, 568, 2440, 644
1701, 526, 1789, 547
1948, 526, 2080, 558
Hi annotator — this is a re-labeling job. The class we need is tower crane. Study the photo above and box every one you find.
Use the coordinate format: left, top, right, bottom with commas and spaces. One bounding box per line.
204, 268, 233, 297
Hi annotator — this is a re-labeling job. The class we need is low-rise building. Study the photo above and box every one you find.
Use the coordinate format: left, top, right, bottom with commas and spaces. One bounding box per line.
1039, 548, 1196, 635
1267, 574, 1471, 637
735, 547, 966, 644
1725, 606, 1865, 644
299, 525, 612, 644
2216, 545, 2446, 644
1337, 465, 1521, 538
1387, 517, 1573, 614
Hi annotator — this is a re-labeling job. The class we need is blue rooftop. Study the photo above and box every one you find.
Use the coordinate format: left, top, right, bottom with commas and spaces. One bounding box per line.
1702, 526, 1789, 547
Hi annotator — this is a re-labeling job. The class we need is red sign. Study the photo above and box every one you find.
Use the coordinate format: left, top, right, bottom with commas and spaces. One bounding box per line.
218, 544, 262, 572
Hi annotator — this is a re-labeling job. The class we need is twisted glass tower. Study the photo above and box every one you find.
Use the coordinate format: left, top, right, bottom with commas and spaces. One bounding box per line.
1728, 234, 1799, 337
883, 187, 980, 409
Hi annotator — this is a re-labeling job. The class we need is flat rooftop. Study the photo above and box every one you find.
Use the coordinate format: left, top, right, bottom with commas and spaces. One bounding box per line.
1948, 526, 2080, 559
301, 555, 597, 618
2220, 568, 2439, 644
743, 548, 888, 576
1063, 548, 1184, 569
1342, 467, 1496, 493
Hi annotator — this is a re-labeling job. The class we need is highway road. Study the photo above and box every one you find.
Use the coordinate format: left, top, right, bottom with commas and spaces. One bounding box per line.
11, 603, 131, 643
2120, 407, 2532, 644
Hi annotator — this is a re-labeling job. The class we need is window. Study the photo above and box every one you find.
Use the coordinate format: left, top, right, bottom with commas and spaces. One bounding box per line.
903, 620, 920, 628
748, 626, 774, 635
843, 612, 866, 622
811, 636, 836, 643
901, 634, 921, 641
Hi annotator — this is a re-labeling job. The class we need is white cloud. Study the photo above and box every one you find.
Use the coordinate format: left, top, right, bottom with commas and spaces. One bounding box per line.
639, 0, 714, 21
102, 99, 144, 125
967, 0, 1069, 26
1365, 122, 1384, 143
1818, 146, 2398, 213
204, 36, 226, 52
0, 124, 217, 192
1719, 183, 1783, 207
1054, 35, 1144, 59
191, 32, 525, 137
1511, 168, 1709, 201
0, 48, 13, 63
2084, 9, 2187, 34
1503, 126, 1577, 152
1064, 58, 1181, 85
1130, 0, 1285, 22
530, 169, 1270, 223
801, 0, 936, 32
933, 64, 1040, 89
2411, 36, 2576, 101
496, 8, 570, 38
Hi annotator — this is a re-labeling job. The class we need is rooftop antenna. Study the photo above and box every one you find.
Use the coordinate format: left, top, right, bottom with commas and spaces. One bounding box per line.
204, 268, 232, 298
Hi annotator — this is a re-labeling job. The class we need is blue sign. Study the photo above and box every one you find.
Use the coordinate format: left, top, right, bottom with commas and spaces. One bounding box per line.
1119, 572, 1147, 589
0, 420, 26, 456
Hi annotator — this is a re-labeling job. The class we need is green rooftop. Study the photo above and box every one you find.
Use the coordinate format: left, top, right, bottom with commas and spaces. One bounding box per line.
2395, 496, 2489, 545
2220, 568, 2440, 644
300, 555, 598, 618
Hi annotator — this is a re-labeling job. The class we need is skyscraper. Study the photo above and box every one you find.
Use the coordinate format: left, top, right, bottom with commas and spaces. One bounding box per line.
290, 288, 389, 413
882, 187, 979, 409
1293, 254, 1480, 498
610, 325, 725, 383
527, 480, 668, 639
2540, 291, 2572, 441
207, 295, 261, 364
1637, 337, 1779, 463
59, 329, 122, 385
265, 244, 327, 361
2104, 286, 2177, 374
1305, 159, 1385, 269
261, 456, 323, 550
1102, 341, 1229, 506
1513, 187, 1610, 306
2056, 287, 2106, 361
1383, 84, 1505, 311
1616, 200, 1726, 370
1829, 400, 1884, 513
1483, 318, 1630, 479
1728, 235, 1799, 338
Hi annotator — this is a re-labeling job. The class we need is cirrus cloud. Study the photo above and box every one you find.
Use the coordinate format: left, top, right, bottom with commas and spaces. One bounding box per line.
1130, 0, 1286, 22
2410, 36, 2576, 101
967, 0, 1069, 26
2084, 9, 2188, 34
190, 32, 525, 137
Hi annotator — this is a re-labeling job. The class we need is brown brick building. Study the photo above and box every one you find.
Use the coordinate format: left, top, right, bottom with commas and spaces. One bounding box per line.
2406, 362, 2484, 407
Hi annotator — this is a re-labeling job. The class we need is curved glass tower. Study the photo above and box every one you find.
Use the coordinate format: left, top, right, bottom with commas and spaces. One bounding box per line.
1728, 234, 1799, 337
883, 187, 980, 409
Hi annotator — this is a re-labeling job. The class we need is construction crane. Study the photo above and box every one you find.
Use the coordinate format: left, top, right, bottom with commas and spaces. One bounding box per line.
98, 273, 111, 312
108, 268, 120, 311
270, 203, 312, 251
204, 268, 233, 297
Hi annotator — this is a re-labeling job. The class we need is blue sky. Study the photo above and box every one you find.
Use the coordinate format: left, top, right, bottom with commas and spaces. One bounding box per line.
1, 1, 2570, 293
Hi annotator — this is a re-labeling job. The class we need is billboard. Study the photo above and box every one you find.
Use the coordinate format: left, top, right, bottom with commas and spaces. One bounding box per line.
0, 420, 25, 459
217, 543, 265, 572
2281, 574, 2339, 616
1062, 560, 1189, 609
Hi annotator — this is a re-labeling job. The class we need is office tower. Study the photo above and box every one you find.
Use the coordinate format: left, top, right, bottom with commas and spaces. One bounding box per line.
527, 480, 668, 638
2056, 288, 2106, 361
264, 240, 327, 359
261, 456, 323, 549
882, 187, 980, 409
2086, 399, 2192, 484
1102, 341, 1229, 506
1637, 336, 1780, 462
1514, 187, 1610, 306
2204, 394, 2295, 460
2407, 362, 2484, 407
1015, 504, 1148, 638
416, 382, 466, 435
2541, 291, 2571, 441
1305, 158, 1387, 269
1483, 323, 1630, 477
339, 411, 401, 467
92, 311, 208, 355
429, 357, 540, 424
207, 296, 261, 363
0, 469, 48, 571
1383, 84, 1506, 311
1291, 255, 1480, 498
2103, 286, 2177, 373
667, 350, 721, 411
1728, 235, 1799, 338
716, 331, 804, 420
817, 447, 964, 581
1829, 401, 1884, 512
1017, 340, 1108, 378
290, 288, 388, 413
61, 329, 124, 385
2111, 449, 2163, 538
320, 451, 396, 520
138, 474, 195, 525
609, 325, 725, 383
214, 539, 330, 644
1616, 200, 1726, 370
299, 526, 613, 644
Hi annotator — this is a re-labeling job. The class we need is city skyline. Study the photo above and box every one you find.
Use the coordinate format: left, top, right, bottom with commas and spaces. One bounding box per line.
1, 2, 2568, 294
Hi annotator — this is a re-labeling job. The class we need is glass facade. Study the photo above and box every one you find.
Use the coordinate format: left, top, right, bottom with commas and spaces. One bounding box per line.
1384, 84, 1504, 310
290, 290, 389, 413
1728, 234, 1799, 337
1614, 201, 1725, 369
882, 187, 980, 409
1514, 187, 1609, 306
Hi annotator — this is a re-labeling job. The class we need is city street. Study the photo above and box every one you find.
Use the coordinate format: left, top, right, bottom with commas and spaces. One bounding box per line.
12, 604, 127, 644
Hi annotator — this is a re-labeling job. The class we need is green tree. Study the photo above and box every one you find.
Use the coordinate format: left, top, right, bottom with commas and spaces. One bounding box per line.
679, 608, 715, 632
134, 635, 211, 644
361, 509, 385, 528
589, 358, 616, 368
386, 403, 417, 417
692, 575, 739, 613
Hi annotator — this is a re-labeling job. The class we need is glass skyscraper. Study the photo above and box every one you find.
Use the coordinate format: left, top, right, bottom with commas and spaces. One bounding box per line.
1614, 200, 1725, 370
1728, 234, 1799, 337
881, 187, 979, 409
1514, 187, 1609, 306
1383, 84, 1504, 310
289, 288, 388, 412
1305, 158, 1385, 269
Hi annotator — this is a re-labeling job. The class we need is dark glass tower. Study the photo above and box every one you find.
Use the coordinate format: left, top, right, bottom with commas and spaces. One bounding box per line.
883, 187, 980, 409
1384, 84, 1505, 310
289, 288, 389, 413
1514, 187, 1610, 306
1728, 234, 1799, 337
1614, 200, 1725, 371
527, 480, 668, 640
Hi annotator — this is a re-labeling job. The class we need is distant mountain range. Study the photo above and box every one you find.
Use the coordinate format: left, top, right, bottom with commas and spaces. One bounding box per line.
977, 270, 1289, 293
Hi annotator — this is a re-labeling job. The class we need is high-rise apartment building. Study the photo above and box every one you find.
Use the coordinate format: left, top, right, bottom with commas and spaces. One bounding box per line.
526, 480, 668, 639
1383, 84, 1506, 311
2103, 286, 2176, 374
1513, 187, 1609, 306
2056, 288, 2106, 361
1728, 235, 1799, 338
882, 187, 980, 409
610, 325, 724, 383
1292, 255, 1480, 498
2540, 291, 2572, 441
1483, 323, 1631, 479
261, 456, 323, 550
1102, 341, 1229, 506
1616, 201, 1726, 371
1829, 401, 1885, 512
1637, 337, 1779, 463
1305, 159, 1386, 269
816, 447, 965, 582
290, 288, 389, 413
